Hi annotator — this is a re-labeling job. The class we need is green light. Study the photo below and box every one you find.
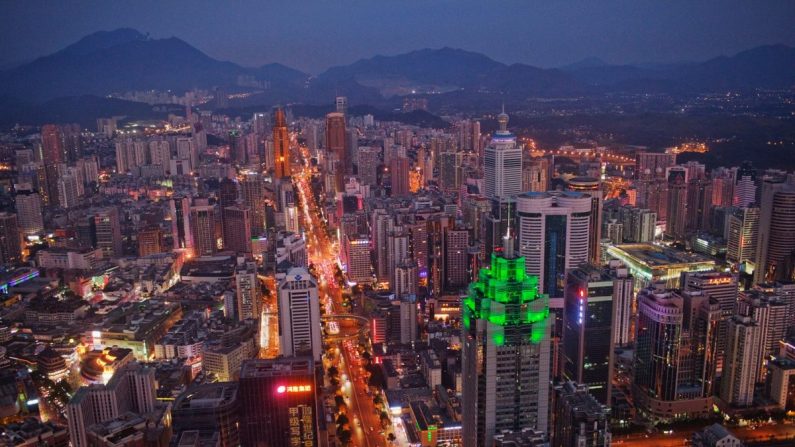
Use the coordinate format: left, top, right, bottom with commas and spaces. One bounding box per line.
492, 330, 505, 346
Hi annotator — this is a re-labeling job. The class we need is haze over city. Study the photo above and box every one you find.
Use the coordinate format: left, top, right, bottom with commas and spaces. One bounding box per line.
0, 2, 795, 447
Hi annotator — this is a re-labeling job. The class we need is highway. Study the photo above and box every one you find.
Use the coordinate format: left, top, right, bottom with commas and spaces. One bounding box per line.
293, 143, 391, 446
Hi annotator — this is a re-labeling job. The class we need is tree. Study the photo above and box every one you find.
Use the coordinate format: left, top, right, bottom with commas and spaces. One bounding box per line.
328, 366, 339, 378
387, 433, 396, 442
336, 413, 349, 427
380, 411, 390, 427
338, 429, 352, 445
335, 395, 346, 408
373, 395, 384, 407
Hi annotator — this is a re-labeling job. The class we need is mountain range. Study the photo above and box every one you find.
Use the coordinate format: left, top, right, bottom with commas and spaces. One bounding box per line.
1, 28, 794, 117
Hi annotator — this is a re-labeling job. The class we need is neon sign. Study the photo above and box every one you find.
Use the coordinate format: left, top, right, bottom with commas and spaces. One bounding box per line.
276, 385, 312, 394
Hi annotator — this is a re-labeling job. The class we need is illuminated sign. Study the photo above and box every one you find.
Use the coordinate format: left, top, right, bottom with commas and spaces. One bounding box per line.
276, 384, 312, 394
706, 277, 733, 285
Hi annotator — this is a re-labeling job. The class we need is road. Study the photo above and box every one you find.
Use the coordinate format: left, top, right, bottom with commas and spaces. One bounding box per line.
614, 423, 795, 447
293, 144, 391, 447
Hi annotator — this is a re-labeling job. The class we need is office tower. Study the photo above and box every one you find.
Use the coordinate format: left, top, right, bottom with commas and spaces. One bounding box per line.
278, 267, 321, 361
342, 234, 372, 284
272, 108, 291, 178
552, 382, 611, 447
736, 289, 789, 370
235, 261, 261, 321
394, 260, 418, 298
57, 171, 80, 208
238, 358, 317, 447
229, 130, 244, 165
190, 205, 220, 257
335, 95, 347, 114
0, 213, 22, 265
408, 220, 429, 275
607, 260, 634, 347
173, 382, 240, 447
240, 172, 266, 235
666, 167, 688, 239
461, 234, 551, 446
325, 112, 347, 191
390, 155, 410, 197
720, 315, 763, 407
635, 152, 676, 179
621, 207, 657, 243
356, 146, 379, 186
170, 196, 193, 251
516, 191, 592, 297
222, 206, 252, 254
755, 177, 795, 283
633, 285, 720, 422
567, 177, 603, 264
682, 271, 739, 374
176, 136, 197, 170
733, 162, 756, 208
635, 177, 668, 221
562, 264, 615, 405
711, 167, 735, 208
522, 157, 549, 192
372, 209, 393, 282
439, 151, 461, 191
686, 177, 713, 233
484, 109, 523, 200
93, 207, 123, 258
442, 227, 470, 291
137, 226, 163, 256
14, 189, 44, 235
66, 363, 157, 447
218, 177, 239, 209
41, 125, 65, 207
387, 231, 410, 287
726, 207, 759, 267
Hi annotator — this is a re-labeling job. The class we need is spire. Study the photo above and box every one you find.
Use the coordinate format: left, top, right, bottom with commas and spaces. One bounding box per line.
502, 201, 515, 258
497, 106, 509, 133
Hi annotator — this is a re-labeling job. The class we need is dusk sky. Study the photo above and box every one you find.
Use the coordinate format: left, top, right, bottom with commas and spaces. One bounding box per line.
2, 0, 795, 73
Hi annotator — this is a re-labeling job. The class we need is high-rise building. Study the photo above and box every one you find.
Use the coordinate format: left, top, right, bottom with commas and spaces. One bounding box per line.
66, 363, 158, 447
726, 207, 759, 267
137, 226, 163, 257
484, 109, 523, 200
636, 152, 676, 179
686, 177, 713, 233
335, 95, 347, 114
736, 289, 789, 372
390, 155, 410, 197
356, 146, 380, 186
278, 267, 321, 361
755, 177, 795, 283
170, 196, 193, 251
236, 261, 261, 321
229, 130, 245, 165
552, 382, 611, 447
567, 177, 603, 264
720, 315, 763, 407
14, 189, 44, 235
666, 167, 689, 240
273, 108, 291, 179
522, 157, 549, 192
621, 207, 657, 243
0, 213, 22, 265
562, 264, 616, 404
462, 234, 551, 446
607, 260, 635, 347
223, 206, 252, 254
93, 207, 122, 258
190, 205, 220, 257
342, 234, 372, 284
733, 162, 756, 208
172, 382, 240, 447
57, 171, 81, 209
240, 172, 267, 235
633, 285, 720, 422
442, 227, 470, 291
238, 358, 318, 447
325, 112, 347, 192
517, 191, 592, 297
711, 167, 736, 208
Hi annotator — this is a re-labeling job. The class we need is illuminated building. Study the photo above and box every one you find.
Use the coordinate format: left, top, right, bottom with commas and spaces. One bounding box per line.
632, 285, 720, 422
606, 243, 715, 290
666, 167, 688, 240
222, 206, 252, 253
562, 264, 616, 405
552, 382, 611, 447
229, 130, 244, 165
173, 382, 240, 446
733, 161, 756, 208
357, 146, 380, 186
170, 196, 193, 251
14, 189, 44, 235
238, 358, 318, 447
726, 206, 759, 268
635, 152, 676, 180
484, 108, 523, 200
390, 155, 410, 197
0, 212, 22, 265
240, 172, 267, 234
755, 176, 795, 283
273, 107, 291, 178
79, 347, 134, 385
277, 267, 321, 361
516, 191, 593, 297
93, 207, 123, 258
442, 227, 470, 291
720, 315, 762, 407
67, 362, 158, 447
190, 205, 220, 257
325, 112, 347, 192
567, 177, 603, 265
235, 261, 261, 321
342, 234, 372, 284
461, 233, 551, 446
137, 225, 163, 257
522, 157, 549, 193
37, 347, 69, 382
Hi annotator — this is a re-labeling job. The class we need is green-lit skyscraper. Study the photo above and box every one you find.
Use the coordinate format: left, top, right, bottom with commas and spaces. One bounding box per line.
462, 232, 552, 447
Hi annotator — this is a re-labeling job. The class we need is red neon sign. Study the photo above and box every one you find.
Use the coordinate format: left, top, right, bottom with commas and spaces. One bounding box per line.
276, 385, 312, 394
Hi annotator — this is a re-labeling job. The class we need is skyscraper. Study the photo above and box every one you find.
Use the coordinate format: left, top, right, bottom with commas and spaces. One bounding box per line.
462, 233, 551, 446
516, 191, 592, 297
0, 213, 22, 265
552, 382, 612, 447
240, 172, 267, 235
170, 196, 193, 251
720, 315, 763, 407
755, 176, 795, 283
238, 358, 318, 447
566, 177, 603, 265
726, 207, 759, 267
190, 205, 220, 257
562, 264, 616, 405
325, 112, 347, 192
484, 109, 523, 200
278, 267, 322, 361
633, 285, 720, 422
442, 227, 470, 291
390, 155, 410, 197
666, 167, 688, 240
235, 261, 261, 321
733, 162, 757, 208
14, 189, 44, 235
273, 108, 291, 179
635, 152, 676, 180
222, 206, 252, 254
137, 226, 163, 257
93, 207, 123, 258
